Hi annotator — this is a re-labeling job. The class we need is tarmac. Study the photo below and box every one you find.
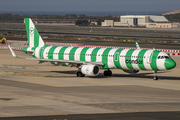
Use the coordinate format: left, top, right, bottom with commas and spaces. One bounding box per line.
0, 49, 180, 120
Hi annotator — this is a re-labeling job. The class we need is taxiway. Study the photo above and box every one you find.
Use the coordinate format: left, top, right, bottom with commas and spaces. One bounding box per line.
0, 49, 180, 120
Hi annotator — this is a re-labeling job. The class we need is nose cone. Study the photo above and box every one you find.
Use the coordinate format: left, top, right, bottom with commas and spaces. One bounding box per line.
165, 59, 176, 70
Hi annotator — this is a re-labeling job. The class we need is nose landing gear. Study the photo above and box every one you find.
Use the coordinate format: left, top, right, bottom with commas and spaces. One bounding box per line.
152, 71, 158, 80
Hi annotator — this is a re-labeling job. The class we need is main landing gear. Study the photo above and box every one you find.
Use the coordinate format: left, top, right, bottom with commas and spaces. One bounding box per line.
153, 71, 158, 80
76, 71, 85, 77
104, 69, 112, 76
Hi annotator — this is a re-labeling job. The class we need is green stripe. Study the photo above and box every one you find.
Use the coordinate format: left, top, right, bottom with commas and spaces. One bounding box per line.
125, 49, 136, 70
69, 47, 78, 60
114, 49, 123, 69
59, 47, 68, 60
80, 47, 89, 61
34, 28, 39, 47
150, 50, 161, 71
48, 46, 58, 59
31, 47, 36, 51
22, 47, 28, 52
91, 48, 101, 62
102, 48, 112, 69
39, 46, 47, 59
50, 62, 56, 65
24, 18, 30, 46
62, 63, 68, 66
137, 50, 147, 70
32, 47, 37, 57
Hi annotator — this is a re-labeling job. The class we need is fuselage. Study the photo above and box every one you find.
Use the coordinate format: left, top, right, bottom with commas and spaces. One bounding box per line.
23, 46, 176, 71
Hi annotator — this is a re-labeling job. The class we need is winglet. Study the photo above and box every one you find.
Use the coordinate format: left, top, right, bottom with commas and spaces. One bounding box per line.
135, 42, 140, 49
8, 45, 17, 57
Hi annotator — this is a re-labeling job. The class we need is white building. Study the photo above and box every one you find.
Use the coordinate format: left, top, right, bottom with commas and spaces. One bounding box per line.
101, 15, 172, 28
101, 20, 114, 27
120, 15, 169, 26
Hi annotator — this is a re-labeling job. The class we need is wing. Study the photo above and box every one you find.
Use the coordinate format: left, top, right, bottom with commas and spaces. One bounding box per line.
8, 45, 104, 66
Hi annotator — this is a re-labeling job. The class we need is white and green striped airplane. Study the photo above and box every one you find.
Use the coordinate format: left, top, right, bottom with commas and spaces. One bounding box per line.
9, 18, 176, 80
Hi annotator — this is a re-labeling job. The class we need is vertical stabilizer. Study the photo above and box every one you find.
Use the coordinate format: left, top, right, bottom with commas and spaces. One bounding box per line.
135, 42, 140, 49
24, 18, 47, 47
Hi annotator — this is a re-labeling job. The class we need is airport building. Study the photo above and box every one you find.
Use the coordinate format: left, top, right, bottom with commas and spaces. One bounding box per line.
101, 15, 179, 28
120, 15, 169, 26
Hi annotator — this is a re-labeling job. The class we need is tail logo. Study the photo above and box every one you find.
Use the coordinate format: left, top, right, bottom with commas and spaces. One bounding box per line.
30, 27, 34, 36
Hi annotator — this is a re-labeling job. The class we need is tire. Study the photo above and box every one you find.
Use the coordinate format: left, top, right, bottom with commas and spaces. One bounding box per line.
77, 72, 82, 77
76, 72, 85, 77
108, 71, 112, 76
81, 74, 85, 77
104, 70, 112, 76
104, 71, 108, 76
153, 76, 158, 80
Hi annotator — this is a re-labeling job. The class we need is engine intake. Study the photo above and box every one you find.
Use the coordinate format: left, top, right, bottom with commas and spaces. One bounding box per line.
123, 70, 139, 74
81, 65, 100, 76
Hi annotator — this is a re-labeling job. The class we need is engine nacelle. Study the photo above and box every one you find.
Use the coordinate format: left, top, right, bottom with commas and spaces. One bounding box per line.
123, 70, 139, 74
81, 65, 100, 76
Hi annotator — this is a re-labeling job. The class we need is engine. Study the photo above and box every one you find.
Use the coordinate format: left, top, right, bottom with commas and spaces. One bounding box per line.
123, 70, 139, 74
81, 65, 100, 76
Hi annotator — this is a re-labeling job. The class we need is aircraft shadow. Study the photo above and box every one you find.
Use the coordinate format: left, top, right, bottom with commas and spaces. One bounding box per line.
51, 70, 77, 74
90, 72, 180, 80
51, 71, 180, 80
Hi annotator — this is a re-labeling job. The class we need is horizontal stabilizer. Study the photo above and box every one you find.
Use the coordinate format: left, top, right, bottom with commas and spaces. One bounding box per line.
8, 45, 17, 57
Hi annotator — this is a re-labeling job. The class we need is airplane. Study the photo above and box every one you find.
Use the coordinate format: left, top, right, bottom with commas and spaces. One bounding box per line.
9, 18, 176, 80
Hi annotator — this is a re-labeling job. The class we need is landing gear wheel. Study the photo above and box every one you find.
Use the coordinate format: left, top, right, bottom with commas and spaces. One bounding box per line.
104, 70, 112, 76
153, 76, 158, 80
152, 71, 158, 80
76, 72, 85, 77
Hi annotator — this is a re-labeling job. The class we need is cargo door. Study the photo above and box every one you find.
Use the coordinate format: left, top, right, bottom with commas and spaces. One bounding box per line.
114, 52, 119, 62
147, 52, 153, 64
40, 47, 45, 59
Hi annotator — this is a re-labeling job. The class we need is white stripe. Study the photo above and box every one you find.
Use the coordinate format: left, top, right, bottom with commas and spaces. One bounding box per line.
53, 46, 63, 60
29, 19, 34, 47
96, 48, 106, 62
85, 48, 95, 62
156, 52, 166, 70
143, 50, 154, 70
27, 47, 32, 51
43, 46, 52, 59
39, 37, 45, 47
131, 49, 141, 70
120, 49, 129, 70
35, 47, 41, 58
108, 48, 117, 69
75, 47, 84, 61
64, 47, 73, 60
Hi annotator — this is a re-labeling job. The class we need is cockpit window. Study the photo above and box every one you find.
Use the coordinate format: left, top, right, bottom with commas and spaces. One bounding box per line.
158, 56, 171, 59
165, 56, 170, 59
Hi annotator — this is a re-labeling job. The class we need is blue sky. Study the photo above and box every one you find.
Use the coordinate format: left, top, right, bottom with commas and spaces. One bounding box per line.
0, 0, 180, 14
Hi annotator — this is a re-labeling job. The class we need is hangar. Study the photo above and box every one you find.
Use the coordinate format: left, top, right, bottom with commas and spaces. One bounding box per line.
120, 15, 169, 26
101, 15, 180, 28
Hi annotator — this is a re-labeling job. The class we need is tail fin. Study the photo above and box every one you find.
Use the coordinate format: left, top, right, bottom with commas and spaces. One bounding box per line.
135, 42, 140, 49
24, 18, 47, 47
